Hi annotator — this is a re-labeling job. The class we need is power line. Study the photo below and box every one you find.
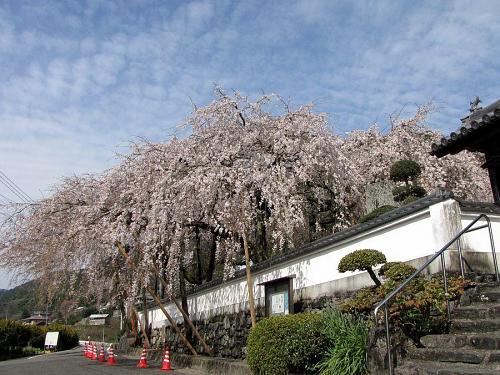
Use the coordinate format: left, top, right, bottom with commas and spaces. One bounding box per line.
0, 177, 29, 204
0, 171, 34, 203
0, 171, 35, 203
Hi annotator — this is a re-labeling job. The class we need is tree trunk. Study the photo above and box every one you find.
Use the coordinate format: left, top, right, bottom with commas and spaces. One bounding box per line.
180, 270, 192, 342
142, 289, 150, 343
243, 232, 257, 328
367, 267, 381, 287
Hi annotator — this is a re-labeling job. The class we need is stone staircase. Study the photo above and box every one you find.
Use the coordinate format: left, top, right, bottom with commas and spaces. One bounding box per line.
395, 283, 500, 375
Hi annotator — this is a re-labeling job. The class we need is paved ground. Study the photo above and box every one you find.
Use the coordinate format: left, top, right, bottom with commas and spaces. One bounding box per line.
0, 349, 207, 375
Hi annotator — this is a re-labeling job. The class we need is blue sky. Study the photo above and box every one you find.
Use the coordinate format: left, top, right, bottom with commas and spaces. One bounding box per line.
0, 0, 499, 288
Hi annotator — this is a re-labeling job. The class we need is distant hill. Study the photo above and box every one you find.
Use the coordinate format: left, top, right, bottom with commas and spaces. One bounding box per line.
0, 280, 39, 320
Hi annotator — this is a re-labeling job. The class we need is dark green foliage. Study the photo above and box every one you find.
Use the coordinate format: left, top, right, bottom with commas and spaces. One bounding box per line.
402, 195, 419, 205
0, 281, 38, 320
338, 249, 386, 273
378, 262, 399, 277
0, 319, 78, 359
246, 313, 329, 375
315, 309, 370, 375
359, 205, 397, 223
338, 249, 386, 286
383, 263, 417, 281
340, 277, 472, 343
390, 160, 422, 184
392, 185, 426, 203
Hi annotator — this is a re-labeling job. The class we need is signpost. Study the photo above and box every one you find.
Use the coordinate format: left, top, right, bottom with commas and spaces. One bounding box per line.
44, 331, 59, 351
259, 276, 295, 317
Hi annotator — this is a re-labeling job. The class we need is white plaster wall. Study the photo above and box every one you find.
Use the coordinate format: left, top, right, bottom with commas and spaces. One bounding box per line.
460, 212, 500, 253
142, 199, 497, 328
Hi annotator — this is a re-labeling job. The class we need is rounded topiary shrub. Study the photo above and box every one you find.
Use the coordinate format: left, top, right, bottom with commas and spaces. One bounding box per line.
338, 249, 386, 286
390, 159, 422, 184
359, 205, 397, 223
247, 313, 329, 375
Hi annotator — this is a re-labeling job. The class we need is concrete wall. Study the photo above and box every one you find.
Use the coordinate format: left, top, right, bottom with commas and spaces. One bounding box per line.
142, 198, 499, 328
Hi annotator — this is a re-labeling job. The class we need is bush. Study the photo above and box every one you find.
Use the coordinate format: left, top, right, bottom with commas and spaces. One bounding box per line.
359, 205, 396, 223
384, 263, 417, 281
390, 160, 422, 184
247, 313, 328, 375
378, 262, 417, 282
338, 249, 386, 287
0, 319, 32, 353
340, 276, 472, 343
392, 185, 426, 203
316, 309, 369, 375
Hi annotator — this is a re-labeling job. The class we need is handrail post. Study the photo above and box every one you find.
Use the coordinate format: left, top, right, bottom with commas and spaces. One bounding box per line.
384, 305, 394, 375
457, 237, 465, 279
440, 252, 451, 321
486, 218, 499, 282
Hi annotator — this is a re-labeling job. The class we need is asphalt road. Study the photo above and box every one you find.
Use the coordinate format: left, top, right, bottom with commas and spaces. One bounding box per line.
0, 349, 206, 375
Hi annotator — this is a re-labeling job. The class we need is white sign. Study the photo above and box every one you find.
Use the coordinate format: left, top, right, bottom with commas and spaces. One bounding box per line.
271, 293, 285, 314
44, 331, 59, 347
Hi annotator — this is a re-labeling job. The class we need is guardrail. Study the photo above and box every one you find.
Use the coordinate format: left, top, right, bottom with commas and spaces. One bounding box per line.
373, 213, 499, 375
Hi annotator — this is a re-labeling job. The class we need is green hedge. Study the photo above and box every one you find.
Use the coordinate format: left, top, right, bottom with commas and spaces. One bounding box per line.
0, 319, 79, 357
247, 313, 329, 375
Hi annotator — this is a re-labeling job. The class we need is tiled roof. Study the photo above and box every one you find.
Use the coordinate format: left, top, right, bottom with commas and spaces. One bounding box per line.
431, 99, 500, 157
457, 200, 500, 215
182, 190, 454, 297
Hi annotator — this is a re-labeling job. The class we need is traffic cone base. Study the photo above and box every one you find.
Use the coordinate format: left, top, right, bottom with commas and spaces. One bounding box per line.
160, 347, 173, 371
137, 346, 148, 368
107, 345, 117, 365
98, 344, 106, 362
92, 344, 98, 360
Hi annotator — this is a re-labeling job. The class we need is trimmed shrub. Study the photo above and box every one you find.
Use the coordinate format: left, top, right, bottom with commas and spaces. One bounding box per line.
390, 160, 422, 184
392, 185, 426, 203
359, 205, 396, 223
384, 263, 417, 281
378, 262, 400, 277
338, 249, 386, 287
247, 313, 328, 375
316, 309, 369, 375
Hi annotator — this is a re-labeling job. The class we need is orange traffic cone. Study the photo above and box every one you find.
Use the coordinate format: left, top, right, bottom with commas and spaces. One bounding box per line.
92, 343, 97, 360
160, 346, 173, 371
137, 346, 148, 368
107, 345, 117, 365
98, 344, 106, 362
83, 342, 88, 357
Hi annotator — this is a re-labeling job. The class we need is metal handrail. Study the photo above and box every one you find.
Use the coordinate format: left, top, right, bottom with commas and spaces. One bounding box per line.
373, 213, 499, 375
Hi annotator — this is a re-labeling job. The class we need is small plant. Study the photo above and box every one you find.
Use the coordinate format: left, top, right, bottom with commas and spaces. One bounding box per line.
359, 205, 397, 223
316, 309, 369, 375
390, 160, 422, 185
338, 249, 386, 287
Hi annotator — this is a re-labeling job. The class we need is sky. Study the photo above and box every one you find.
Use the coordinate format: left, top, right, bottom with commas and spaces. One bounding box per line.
0, 0, 499, 288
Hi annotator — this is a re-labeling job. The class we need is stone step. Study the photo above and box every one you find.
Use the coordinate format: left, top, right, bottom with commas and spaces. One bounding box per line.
451, 319, 500, 333
420, 332, 500, 350
406, 347, 500, 365
472, 286, 500, 303
395, 360, 500, 375
452, 303, 500, 319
